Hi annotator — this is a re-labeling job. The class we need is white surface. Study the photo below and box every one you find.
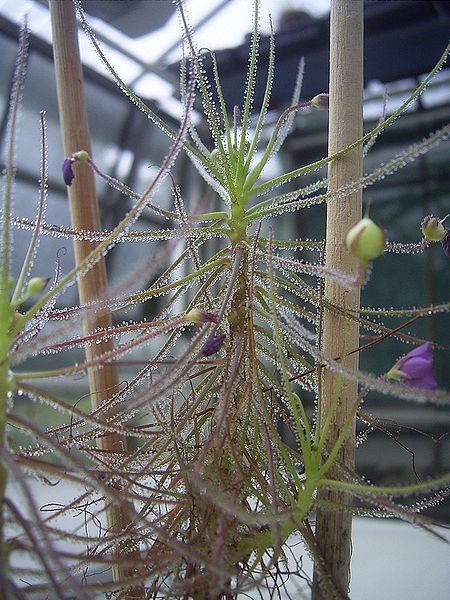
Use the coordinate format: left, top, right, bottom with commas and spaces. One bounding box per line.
350, 517, 450, 600
273, 517, 450, 600
7, 478, 450, 598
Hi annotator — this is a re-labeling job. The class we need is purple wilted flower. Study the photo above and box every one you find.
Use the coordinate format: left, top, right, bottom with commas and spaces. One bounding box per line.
386, 342, 437, 390
62, 150, 91, 186
62, 158, 75, 186
441, 230, 450, 257
201, 334, 225, 357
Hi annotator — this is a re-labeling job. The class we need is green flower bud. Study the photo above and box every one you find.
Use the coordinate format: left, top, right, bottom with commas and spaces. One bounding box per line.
310, 93, 329, 108
345, 217, 386, 264
421, 215, 446, 242
184, 309, 218, 324
73, 150, 90, 162
26, 277, 50, 296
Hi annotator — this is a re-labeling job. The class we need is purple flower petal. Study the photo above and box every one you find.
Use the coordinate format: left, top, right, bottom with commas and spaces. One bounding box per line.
399, 356, 432, 379
62, 158, 75, 186
399, 342, 432, 360
201, 334, 225, 357
408, 373, 438, 390
389, 343, 437, 390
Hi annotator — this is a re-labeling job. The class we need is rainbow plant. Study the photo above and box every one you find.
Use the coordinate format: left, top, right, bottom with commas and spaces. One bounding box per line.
0, 1, 449, 597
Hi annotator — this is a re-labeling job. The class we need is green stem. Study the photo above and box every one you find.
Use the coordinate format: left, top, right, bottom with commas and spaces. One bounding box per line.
237, 477, 318, 558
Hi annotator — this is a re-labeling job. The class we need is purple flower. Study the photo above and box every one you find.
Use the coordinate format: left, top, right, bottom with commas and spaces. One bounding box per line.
386, 342, 437, 390
441, 230, 450, 257
62, 158, 75, 186
201, 334, 225, 357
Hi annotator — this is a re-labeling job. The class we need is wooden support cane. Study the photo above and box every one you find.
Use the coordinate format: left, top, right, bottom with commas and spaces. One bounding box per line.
313, 1, 363, 597
49, 2, 142, 595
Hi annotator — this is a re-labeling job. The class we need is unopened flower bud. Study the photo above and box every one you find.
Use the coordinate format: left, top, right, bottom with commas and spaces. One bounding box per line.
310, 93, 329, 108
421, 215, 446, 242
73, 150, 90, 162
185, 309, 218, 324
201, 334, 225, 357
26, 277, 50, 296
345, 217, 386, 264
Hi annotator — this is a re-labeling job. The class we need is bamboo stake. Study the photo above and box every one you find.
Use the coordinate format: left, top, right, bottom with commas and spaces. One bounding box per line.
312, 1, 363, 598
49, 1, 141, 593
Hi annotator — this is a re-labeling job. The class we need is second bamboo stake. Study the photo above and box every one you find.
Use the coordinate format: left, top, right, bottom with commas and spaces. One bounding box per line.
313, 1, 363, 597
